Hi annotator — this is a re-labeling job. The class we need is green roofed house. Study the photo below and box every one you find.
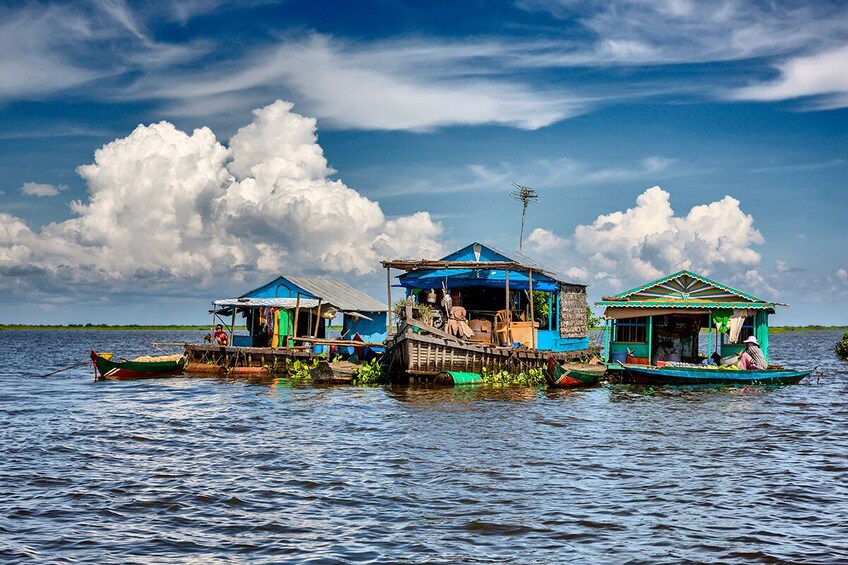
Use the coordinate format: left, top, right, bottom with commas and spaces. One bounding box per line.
596, 270, 778, 366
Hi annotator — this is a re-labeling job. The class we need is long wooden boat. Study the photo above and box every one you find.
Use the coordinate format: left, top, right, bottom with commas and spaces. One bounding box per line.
545, 357, 605, 388
622, 364, 810, 386
383, 320, 588, 379
91, 351, 185, 381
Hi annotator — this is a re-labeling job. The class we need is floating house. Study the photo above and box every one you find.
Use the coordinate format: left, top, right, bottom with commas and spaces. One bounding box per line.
381, 242, 590, 377
211, 275, 387, 352
596, 270, 777, 366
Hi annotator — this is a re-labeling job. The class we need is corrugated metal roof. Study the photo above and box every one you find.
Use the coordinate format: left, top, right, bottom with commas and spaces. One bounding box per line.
285, 276, 387, 312
605, 270, 770, 304
597, 301, 774, 309
214, 298, 320, 308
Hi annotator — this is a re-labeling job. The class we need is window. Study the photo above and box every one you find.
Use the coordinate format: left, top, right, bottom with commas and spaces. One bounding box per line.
614, 317, 647, 343
738, 316, 755, 341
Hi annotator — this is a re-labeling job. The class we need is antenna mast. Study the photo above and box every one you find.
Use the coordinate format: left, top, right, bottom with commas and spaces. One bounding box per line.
509, 182, 540, 251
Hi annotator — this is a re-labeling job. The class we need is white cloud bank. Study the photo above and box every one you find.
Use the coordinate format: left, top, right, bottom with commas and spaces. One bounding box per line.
0, 100, 442, 294
730, 43, 848, 109
526, 185, 767, 295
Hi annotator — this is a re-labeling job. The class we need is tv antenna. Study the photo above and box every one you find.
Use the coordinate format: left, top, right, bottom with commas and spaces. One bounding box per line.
509, 182, 539, 251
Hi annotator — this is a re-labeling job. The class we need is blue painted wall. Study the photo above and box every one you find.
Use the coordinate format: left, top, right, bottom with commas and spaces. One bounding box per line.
537, 332, 590, 352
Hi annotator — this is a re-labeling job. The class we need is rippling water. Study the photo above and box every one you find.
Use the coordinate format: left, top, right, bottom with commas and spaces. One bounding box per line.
1, 330, 847, 563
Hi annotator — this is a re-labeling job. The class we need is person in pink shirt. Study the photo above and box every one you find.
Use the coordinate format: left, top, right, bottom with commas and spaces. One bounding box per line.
737, 335, 767, 370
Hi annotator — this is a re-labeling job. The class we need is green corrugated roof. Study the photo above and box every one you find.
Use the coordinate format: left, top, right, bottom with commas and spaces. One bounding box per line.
596, 270, 775, 309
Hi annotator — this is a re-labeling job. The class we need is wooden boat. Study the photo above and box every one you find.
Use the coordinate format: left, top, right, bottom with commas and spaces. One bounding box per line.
545, 357, 604, 388
622, 364, 811, 386
91, 351, 185, 381
383, 320, 588, 379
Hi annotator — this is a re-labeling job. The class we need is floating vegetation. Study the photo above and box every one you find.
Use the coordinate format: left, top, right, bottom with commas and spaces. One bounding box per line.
481, 367, 546, 387
837, 332, 848, 360
286, 358, 319, 380
351, 358, 390, 386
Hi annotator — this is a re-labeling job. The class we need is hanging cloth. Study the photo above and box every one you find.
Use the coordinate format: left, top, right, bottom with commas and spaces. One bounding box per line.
712, 308, 732, 334
728, 309, 750, 344
272, 309, 280, 348
277, 309, 293, 347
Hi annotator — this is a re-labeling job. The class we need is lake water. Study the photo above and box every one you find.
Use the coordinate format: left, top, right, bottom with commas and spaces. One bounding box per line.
1, 329, 847, 563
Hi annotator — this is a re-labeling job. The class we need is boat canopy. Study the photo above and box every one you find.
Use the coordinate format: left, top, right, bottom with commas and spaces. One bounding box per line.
394, 267, 561, 292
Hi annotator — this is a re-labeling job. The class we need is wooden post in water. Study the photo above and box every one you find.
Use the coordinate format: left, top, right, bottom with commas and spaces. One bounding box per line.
528, 270, 536, 349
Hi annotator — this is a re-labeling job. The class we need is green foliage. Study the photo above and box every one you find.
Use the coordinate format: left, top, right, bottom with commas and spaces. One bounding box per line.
770, 325, 848, 334
481, 366, 546, 387
837, 332, 848, 360
532, 291, 550, 323
0, 324, 217, 331
286, 358, 319, 379
586, 306, 601, 329
351, 358, 390, 386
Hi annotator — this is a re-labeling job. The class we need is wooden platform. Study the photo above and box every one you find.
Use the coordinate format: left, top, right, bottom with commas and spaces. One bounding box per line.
183, 345, 368, 383
184, 344, 317, 374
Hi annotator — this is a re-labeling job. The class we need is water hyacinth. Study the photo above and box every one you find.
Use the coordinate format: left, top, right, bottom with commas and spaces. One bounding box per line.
351, 358, 390, 386
481, 367, 547, 387
837, 332, 848, 360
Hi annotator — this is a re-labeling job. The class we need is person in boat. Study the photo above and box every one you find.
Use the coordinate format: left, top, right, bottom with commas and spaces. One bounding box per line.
212, 324, 229, 346
737, 336, 767, 370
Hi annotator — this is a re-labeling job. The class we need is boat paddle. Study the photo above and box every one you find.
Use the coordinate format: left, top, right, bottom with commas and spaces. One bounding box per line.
35, 361, 91, 378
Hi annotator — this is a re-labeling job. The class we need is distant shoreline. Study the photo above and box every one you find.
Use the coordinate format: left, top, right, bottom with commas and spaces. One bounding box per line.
0, 324, 214, 331
2, 323, 844, 332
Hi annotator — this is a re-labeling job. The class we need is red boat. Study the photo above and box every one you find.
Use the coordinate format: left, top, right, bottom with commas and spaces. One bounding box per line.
545, 357, 605, 388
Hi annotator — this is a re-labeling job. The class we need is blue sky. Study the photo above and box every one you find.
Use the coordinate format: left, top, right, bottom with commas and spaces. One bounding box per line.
0, 0, 846, 325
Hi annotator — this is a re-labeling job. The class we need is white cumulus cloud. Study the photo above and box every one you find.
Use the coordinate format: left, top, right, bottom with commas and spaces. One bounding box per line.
525, 185, 767, 295
0, 100, 443, 295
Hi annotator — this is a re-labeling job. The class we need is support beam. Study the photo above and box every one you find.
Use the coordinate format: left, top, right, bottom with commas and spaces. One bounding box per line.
528, 271, 536, 349
293, 293, 301, 341
313, 299, 323, 339
505, 270, 511, 345
386, 267, 392, 334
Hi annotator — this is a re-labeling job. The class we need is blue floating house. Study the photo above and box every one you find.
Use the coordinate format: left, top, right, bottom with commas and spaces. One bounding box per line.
212, 275, 387, 352
384, 242, 589, 353
596, 270, 777, 365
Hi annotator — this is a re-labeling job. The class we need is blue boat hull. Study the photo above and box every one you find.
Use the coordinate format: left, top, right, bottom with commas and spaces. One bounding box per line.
623, 365, 810, 386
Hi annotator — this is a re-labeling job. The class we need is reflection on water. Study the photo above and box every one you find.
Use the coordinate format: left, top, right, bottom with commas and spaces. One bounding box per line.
1, 329, 846, 563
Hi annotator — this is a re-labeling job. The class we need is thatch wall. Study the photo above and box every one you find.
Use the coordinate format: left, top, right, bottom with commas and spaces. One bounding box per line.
559, 284, 587, 338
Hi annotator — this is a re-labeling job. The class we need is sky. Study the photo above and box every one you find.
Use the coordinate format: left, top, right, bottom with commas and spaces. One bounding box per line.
0, 0, 846, 326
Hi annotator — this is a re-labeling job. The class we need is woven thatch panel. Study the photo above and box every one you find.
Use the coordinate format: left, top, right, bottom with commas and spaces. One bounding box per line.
559, 284, 587, 338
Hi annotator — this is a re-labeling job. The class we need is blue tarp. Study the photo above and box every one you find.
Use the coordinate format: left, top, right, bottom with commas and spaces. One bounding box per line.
397, 268, 560, 292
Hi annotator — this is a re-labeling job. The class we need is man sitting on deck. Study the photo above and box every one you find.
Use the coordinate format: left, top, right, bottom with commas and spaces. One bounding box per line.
737, 336, 767, 370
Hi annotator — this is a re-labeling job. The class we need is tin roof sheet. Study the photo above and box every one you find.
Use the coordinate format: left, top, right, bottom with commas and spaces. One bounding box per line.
213, 297, 320, 309
284, 276, 387, 312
